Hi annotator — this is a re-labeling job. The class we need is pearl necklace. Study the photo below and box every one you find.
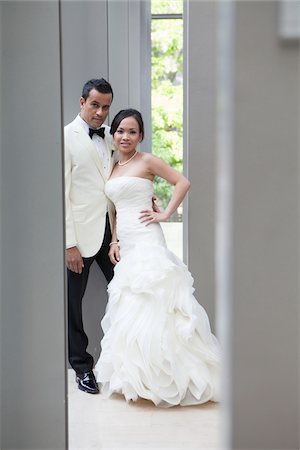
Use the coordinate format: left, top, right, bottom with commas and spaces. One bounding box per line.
118, 151, 138, 166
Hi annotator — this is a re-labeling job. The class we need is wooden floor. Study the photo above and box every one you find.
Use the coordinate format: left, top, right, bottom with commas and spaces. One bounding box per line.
68, 370, 222, 450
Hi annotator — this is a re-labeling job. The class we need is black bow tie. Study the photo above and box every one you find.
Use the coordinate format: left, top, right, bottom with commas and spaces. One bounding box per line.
89, 127, 105, 139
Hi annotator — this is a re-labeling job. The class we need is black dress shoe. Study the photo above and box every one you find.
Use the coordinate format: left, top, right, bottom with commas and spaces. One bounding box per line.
76, 370, 99, 394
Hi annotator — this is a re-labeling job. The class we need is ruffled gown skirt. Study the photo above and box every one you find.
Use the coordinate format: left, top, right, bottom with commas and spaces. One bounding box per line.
95, 177, 220, 407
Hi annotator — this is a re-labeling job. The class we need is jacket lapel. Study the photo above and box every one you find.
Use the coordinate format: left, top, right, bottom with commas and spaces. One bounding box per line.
73, 122, 108, 181
105, 133, 116, 177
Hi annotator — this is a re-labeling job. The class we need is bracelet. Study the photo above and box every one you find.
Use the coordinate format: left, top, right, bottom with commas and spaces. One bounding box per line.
109, 241, 119, 246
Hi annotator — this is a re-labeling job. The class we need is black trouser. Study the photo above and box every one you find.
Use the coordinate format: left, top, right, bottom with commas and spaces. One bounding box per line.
67, 215, 114, 374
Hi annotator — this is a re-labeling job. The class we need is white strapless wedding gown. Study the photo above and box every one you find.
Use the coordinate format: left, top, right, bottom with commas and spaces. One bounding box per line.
95, 176, 220, 407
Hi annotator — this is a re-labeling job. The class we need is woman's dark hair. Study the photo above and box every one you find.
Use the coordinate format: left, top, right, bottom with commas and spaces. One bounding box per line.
110, 109, 144, 141
81, 78, 113, 100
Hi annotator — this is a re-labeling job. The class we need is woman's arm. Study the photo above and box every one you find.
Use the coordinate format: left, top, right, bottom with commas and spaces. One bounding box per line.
139, 154, 191, 225
108, 211, 120, 264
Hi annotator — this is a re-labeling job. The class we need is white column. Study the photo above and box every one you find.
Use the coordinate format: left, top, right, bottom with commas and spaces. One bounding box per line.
60, 0, 110, 363
0, 2, 67, 449
61, 0, 109, 124
108, 0, 151, 152
220, 1, 300, 448
184, 0, 218, 327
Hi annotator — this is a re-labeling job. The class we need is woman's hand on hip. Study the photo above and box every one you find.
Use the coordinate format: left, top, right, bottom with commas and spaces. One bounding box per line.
139, 210, 168, 226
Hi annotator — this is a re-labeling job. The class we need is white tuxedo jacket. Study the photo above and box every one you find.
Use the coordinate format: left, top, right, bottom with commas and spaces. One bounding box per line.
64, 116, 115, 258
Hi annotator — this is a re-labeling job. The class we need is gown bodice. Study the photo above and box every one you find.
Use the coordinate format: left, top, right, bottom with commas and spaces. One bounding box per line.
105, 176, 166, 254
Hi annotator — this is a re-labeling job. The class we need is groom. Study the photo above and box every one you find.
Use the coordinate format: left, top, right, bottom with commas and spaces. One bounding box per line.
64, 78, 115, 394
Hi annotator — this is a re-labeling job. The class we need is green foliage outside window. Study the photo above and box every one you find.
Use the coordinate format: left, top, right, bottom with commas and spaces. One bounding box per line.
151, 5, 183, 221
151, 0, 183, 15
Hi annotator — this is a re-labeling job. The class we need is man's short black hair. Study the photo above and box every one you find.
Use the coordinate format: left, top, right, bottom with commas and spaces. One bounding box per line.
81, 78, 113, 100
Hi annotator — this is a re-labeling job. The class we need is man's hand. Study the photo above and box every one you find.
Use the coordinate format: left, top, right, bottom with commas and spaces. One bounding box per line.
66, 246, 84, 274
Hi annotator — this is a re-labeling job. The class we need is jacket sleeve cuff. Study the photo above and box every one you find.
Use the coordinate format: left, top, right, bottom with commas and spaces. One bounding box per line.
66, 243, 77, 250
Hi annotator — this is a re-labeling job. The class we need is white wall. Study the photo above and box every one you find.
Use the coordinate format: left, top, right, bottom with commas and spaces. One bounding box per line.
61, 0, 109, 125
230, 2, 299, 448
107, 0, 151, 152
0, 2, 3, 447
60, 0, 110, 364
184, 0, 218, 330
0, 2, 67, 449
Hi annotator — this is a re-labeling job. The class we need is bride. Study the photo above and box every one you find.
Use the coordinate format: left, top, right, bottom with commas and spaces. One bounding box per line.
95, 108, 220, 407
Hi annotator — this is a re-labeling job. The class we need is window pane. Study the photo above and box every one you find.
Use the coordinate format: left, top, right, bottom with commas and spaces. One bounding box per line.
151, 18, 183, 222
151, 0, 183, 15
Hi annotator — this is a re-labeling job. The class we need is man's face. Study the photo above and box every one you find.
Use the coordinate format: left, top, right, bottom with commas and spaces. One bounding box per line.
79, 88, 113, 128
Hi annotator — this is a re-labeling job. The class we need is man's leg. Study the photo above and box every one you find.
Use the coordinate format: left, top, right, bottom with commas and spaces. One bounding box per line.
95, 214, 114, 283
67, 257, 95, 374
68, 256, 101, 394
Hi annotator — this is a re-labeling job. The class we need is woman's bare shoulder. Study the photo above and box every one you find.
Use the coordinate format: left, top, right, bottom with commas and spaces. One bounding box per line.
139, 152, 160, 163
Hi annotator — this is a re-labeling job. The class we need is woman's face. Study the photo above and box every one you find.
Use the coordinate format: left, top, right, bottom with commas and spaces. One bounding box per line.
113, 116, 142, 154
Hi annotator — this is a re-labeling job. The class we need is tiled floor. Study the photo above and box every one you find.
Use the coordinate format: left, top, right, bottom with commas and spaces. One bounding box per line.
68, 370, 221, 450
